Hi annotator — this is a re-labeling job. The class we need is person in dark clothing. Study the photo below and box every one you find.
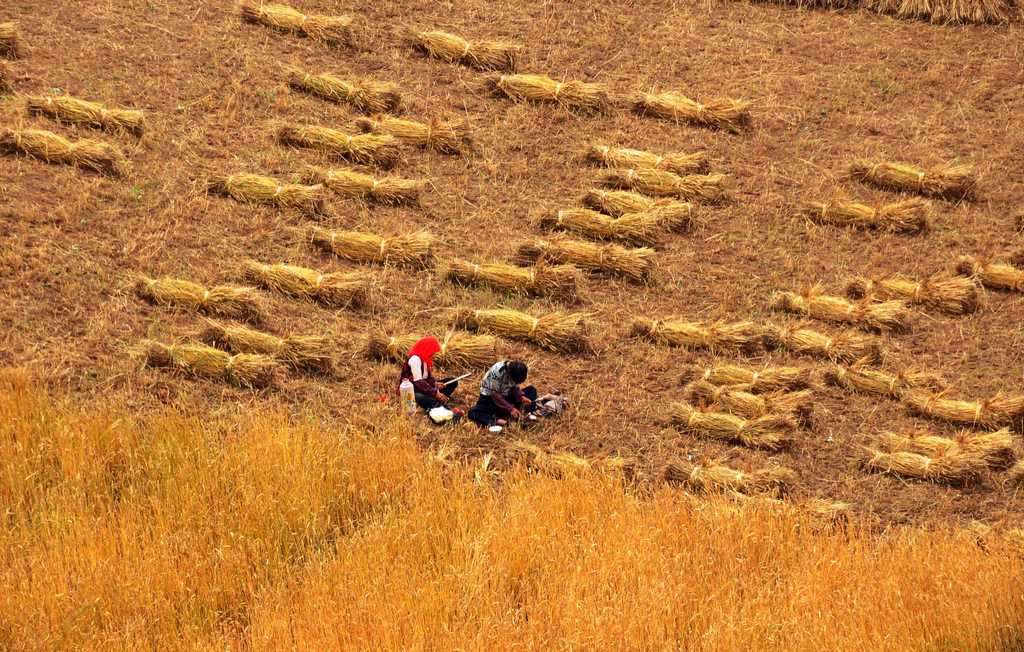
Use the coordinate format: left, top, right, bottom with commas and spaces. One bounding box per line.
468, 360, 537, 426
398, 336, 461, 412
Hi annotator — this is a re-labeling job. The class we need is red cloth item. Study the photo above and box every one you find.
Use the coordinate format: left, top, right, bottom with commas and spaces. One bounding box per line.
407, 336, 441, 372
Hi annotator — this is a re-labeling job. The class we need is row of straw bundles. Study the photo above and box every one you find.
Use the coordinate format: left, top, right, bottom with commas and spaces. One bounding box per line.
824, 364, 947, 399
451, 308, 592, 353
199, 320, 333, 373
600, 168, 728, 203
763, 324, 884, 364
875, 428, 1015, 469
539, 205, 694, 247
846, 274, 981, 314
0, 128, 126, 176
902, 389, 1024, 429
680, 363, 813, 393
485, 73, 610, 114
586, 144, 709, 176
287, 69, 401, 113
686, 381, 814, 422
664, 460, 797, 497
850, 160, 977, 201
635, 90, 752, 133
363, 331, 496, 370
209, 173, 327, 216
139, 339, 278, 388
0, 22, 20, 58
355, 115, 470, 155
771, 288, 910, 331
443, 258, 583, 302
669, 402, 795, 451
309, 227, 435, 268
956, 254, 1024, 292
135, 276, 263, 323
239, 0, 352, 46
631, 318, 764, 354
306, 167, 423, 206
801, 197, 930, 234
243, 261, 369, 308
277, 125, 399, 168
516, 238, 654, 283
410, 30, 520, 71
25, 94, 145, 135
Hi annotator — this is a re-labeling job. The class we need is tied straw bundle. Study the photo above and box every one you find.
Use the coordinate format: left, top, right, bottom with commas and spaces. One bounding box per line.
850, 160, 977, 201
771, 288, 910, 332
0, 21, 20, 58
238, 0, 352, 46
669, 402, 795, 451
539, 208, 684, 247
802, 198, 930, 234
586, 144, 709, 176
135, 276, 263, 323
287, 69, 401, 114
687, 380, 814, 422
277, 125, 399, 168
0, 128, 126, 176
199, 321, 333, 374
516, 238, 655, 283
451, 307, 592, 354
876, 428, 1015, 470
139, 340, 278, 389
861, 448, 987, 485
824, 364, 947, 399
310, 226, 435, 268
635, 90, 752, 133
846, 274, 980, 314
679, 363, 812, 393
25, 94, 145, 135
956, 255, 1024, 292
410, 30, 520, 71
863, 0, 1014, 23
355, 115, 470, 155
763, 324, 884, 364
664, 460, 796, 497
600, 168, 727, 203
631, 318, 764, 354
582, 189, 658, 216
306, 167, 423, 206
485, 74, 611, 114
208, 173, 326, 216
363, 331, 496, 370
902, 389, 1024, 429
507, 441, 593, 478
242, 261, 369, 309
443, 258, 583, 302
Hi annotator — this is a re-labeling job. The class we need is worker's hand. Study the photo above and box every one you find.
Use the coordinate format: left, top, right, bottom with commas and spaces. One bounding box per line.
436, 392, 448, 404
520, 396, 533, 406
510, 408, 522, 420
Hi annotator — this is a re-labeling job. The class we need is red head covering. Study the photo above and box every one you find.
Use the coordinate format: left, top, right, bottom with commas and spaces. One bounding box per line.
408, 336, 441, 372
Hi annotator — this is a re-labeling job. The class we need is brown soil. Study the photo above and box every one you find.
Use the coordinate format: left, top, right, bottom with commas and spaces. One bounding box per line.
1, 0, 1023, 525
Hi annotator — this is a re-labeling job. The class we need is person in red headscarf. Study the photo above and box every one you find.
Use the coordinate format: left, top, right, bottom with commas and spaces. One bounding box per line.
398, 336, 461, 411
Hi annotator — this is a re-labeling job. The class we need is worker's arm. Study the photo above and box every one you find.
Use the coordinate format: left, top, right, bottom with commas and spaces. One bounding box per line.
492, 391, 517, 415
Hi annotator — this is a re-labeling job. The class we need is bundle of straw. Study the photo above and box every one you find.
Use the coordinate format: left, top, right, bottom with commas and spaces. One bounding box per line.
277, 125, 399, 168
287, 69, 401, 113
208, 173, 327, 216
824, 364, 947, 399
956, 255, 1024, 292
410, 30, 520, 71
763, 324, 884, 364
600, 168, 727, 203
586, 145, 709, 176
309, 226, 435, 268
0, 22, 20, 58
484, 74, 610, 114
354, 115, 469, 155
801, 198, 930, 234
305, 167, 423, 206
679, 363, 812, 393
242, 261, 369, 308
238, 0, 352, 46
771, 288, 910, 332
863, 0, 1014, 23
846, 274, 981, 314
515, 238, 655, 283
363, 331, 496, 370
687, 380, 813, 422
664, 460, 796, 496
0, 128, 126, 176
861, 448, 986, 485
1009, 460, 1024, 486
902, 390, 1024, 429
876, 428, 1015, 469
635, 91, 752, 133
669, 402, 795, 451
139, 340, 278, 389
507, 441, 593, 477
25, 94, 145, 135
850, 160, 977, 201
135, 276, 263, 323
199, 320, 333, 373
631, 318, 764, 354
805, 499, 852, 525
582, 189, 657, 216
443, 258, 583, 302
539, 208, 657, 247
451, 308, 592, 353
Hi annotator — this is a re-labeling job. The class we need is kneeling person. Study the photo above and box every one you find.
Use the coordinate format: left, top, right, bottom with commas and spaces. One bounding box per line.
468, 360, 537, 426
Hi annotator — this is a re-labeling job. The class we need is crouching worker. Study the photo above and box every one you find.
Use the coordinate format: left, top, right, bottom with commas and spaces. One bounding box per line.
398, 336, 461, 414
468, 360, 537, 427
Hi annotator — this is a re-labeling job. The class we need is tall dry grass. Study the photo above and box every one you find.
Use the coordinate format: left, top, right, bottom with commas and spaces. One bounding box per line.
0, 369, 1022, 650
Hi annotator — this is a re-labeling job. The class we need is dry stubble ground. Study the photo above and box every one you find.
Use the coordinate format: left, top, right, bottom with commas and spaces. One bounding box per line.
0, 0, 1022, 523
